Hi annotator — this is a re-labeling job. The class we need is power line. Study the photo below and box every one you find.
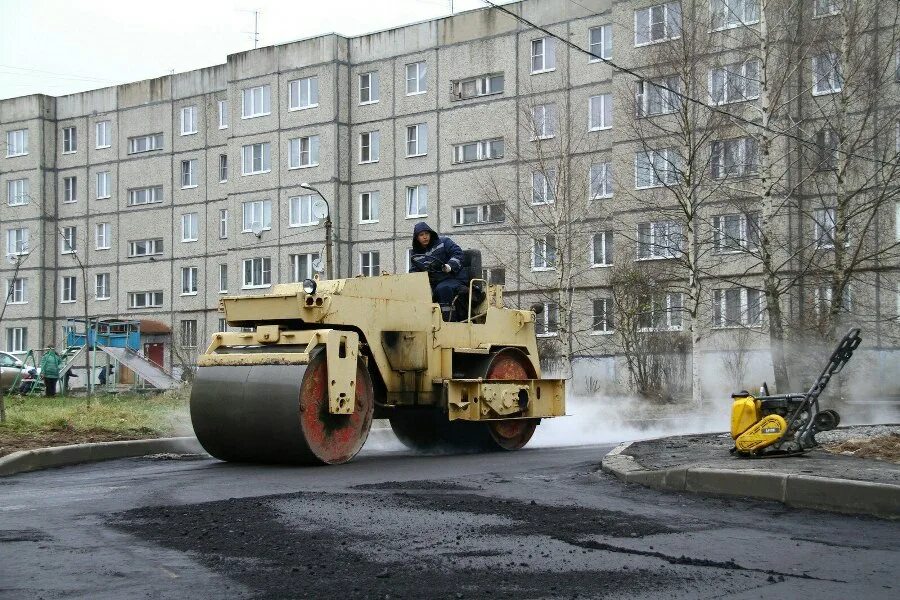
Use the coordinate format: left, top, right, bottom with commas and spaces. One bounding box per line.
481, 0, 900, 169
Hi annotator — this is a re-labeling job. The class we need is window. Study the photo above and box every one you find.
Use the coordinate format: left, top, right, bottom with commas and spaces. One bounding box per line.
180, 320, 198, 348
241, 85, 271, 118
7, 178, 28, 206
219, 209, 228, 239
63, 126, 77, 153
95, 121, 111, 148
219, 154, 228, 182
7, 228, 29, 255
290, 253, 321, 282
813, 53, 842, 95
359, 71, 380, 104
288, 135, 320, 168
6, 328, 26, 353
713, 287, 762, 327
360, 131, 380, 163
589, 94, 613, 130
127, 186, 163, 205
532, 169, 557, 205
453, 203, 505, 226
711, 137, 759, 178
452, 138, 504, 163
219, 264, 228, 293
360, 191, 380, 223
635, 2, 681, 46
638, 293, 684, 330
128, 291, 163, 309
218, 318, 227, 333
713, 212, 760, 253
181, 159, 198, 188
406, 124, 428, 157
710, 0, 759, 30
406, 62, 427, 95
637, 221, 683, 259
180, 106, 198, 135
95, 273, 110, 300
636, 76, 681, 116
61, 276, 77, 303
482, 268, 506, 285
128, 239, 163, 257
289, 194, 318, 227
241, 142, 271, 175
589, 25, 612, 61
451, 74, 504, 100
96, 171, 111, 199
95, 223, 111, 250
6, 278, 25, 304
531, 104, 557, 139
218, 100, 228, 129
593, 298, 614, 333
814, 207, 837, 248
360, 251, 380, 277
63, 176, 77, 203
61, 226, 76, 254
590, 162, 614, 199
531, 37, 556, 73
289, 76, 319, 110
243, 257, 272, 288
405, 185, 428, 218
710, 59, 760, 104
6, 129, 28, 156
815, 127, 839, 170
242, 200, 272, 232
532, 236, 557, 270
181, 266, 199, 295
814, 284, 852, 315
127, 133, 163, 154
181, 213, 199, 241
813, 0, 839, 17
535, 303, 559, 336
591, 231, 614, 266
635, 148, 680, 188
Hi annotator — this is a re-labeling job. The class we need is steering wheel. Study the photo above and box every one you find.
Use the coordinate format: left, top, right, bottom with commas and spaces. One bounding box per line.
410, 254, 444, 273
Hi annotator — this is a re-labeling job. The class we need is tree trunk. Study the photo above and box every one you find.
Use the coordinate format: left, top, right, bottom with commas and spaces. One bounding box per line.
766, 288, 791, 393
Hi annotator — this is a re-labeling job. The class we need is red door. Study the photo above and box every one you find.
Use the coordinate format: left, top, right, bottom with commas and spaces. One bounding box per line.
144, 343, 164, 368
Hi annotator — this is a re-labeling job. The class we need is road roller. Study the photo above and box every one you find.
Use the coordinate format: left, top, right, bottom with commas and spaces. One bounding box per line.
190, 254, 566, 465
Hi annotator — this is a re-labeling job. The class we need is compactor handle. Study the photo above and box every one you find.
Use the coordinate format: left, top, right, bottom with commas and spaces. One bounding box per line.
805, 328, 862, 401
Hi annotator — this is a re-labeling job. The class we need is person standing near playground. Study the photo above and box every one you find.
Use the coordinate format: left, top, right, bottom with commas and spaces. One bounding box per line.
40, 347, 63, 397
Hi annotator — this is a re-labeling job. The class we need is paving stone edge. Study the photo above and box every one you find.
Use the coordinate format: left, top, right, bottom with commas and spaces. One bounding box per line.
601, 442, 900, 520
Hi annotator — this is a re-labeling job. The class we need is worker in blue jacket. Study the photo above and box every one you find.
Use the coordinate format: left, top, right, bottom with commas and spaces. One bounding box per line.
409, 222, 467, 317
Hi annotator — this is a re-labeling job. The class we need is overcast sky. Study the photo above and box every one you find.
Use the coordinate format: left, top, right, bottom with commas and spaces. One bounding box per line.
0, 0, 515, 100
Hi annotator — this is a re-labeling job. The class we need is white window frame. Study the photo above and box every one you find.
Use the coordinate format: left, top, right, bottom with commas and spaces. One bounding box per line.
711, 136, 759, 179
241, 85, 272, 119
95, 120, 111, 149
61, 276, 77, 303
288, 76, 319, 111
359, 191, 380, 223
219, 264, 228, 293
535, 302, 559, 337
452, 74, 505, 100
241, 142, 271, 175
6, 278, 26, 304
359, 71, 380, 104
813, 0, 840, 18
405, 185, 428, 218
590, 162, 614, 199
812, 53, 843, 96
634, 2, 682, 46
128, 291, 163, 309
181, 159, 198, 188
218, 100, 229, 129
814, 207, 837, 249
181, 266, 199, 296
219, 208, 228, 239
62, 126, 77, 154
181, 213, 199, 242
242, 199, 272, 232
359, 131, 380, 164
635, 148, 680, 189
592, 298, 614, 334
180, 106, 198, 135
405, 62, 427, 95
638, 292, 684, 331
452, 138, 504, 164
127, 239, 163, 258
6, 327, 27, 353
713, 287, 763, 328
61, 226, 76, 254
7, 178, 28, 206
637, 221, 683, 259
453, 203, 505, 226
709, 59, 760, 105
532, 169, 557, 205
63, 176, 77, 203
531, 104, 557, 140
710, 0, 760, 31
359, 251, 381, 277
591, 231, 614, 267
289, 194, 318, 227
127, 133, 163, 154
531, 37, 557, 74
636, 76, 681, 117
7, 228, 29, 256
531, 236, 557, 271
95, 273, 111, 301
6, 129, 28, 157
589, 24, 613, 61
96, 171, 111, 199
406, 123, 428, 157
288, 135, 320, 169
713, 212, 760, 253
289, 253, 321, 282
95, 223, 111, 250
127, 186, 163, 206
589, 94, 613, 131
242, 257, 272, 289
219, 154, 228, 183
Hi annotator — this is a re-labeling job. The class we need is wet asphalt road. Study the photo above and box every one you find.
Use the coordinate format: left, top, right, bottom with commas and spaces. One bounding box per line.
0, 443, 898, 600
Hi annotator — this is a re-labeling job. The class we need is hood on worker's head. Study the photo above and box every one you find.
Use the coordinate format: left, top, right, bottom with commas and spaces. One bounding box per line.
412, 221, 438, 249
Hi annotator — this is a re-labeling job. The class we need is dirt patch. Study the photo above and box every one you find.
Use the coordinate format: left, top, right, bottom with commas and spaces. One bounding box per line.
0, 428, 158, 458
821, 434, 900, 464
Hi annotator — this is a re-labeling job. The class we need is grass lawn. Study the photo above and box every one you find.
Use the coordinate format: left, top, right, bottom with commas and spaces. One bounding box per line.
0, 389, 191, 457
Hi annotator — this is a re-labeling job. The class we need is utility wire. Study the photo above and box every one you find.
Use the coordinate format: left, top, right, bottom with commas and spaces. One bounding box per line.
481, 0, 900, 169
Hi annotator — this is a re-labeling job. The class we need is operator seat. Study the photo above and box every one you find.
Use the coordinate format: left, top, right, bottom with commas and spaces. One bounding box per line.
450, 250, 486, 321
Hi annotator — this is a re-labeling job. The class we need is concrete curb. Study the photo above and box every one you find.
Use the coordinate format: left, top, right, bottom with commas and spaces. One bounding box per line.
601, 449, 900, 520
0, 437, 204, 477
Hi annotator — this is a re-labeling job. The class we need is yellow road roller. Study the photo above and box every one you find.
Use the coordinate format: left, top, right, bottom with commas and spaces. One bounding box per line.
190, 253, 565, 465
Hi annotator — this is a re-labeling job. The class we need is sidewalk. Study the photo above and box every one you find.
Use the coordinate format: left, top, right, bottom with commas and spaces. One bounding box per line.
601, 430, 900, 519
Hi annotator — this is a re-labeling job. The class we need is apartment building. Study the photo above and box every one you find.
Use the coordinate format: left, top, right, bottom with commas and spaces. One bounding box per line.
1, 0, 897, 397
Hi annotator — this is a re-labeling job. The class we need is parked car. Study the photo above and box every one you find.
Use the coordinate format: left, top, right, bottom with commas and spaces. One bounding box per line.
0, 351, 38, 390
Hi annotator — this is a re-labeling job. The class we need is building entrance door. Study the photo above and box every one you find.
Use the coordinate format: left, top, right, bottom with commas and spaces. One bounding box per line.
144, 343, 164, 368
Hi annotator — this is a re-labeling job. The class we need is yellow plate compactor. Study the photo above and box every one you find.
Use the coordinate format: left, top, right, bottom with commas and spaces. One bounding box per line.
190, 260, 566, 465
731, 328, 861, 457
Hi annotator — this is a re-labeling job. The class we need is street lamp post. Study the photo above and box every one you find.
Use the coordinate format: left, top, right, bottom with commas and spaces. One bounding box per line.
299, 183, 334, 280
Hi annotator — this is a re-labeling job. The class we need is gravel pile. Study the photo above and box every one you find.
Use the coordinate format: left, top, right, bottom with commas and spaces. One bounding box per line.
815, 424, 900, 444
